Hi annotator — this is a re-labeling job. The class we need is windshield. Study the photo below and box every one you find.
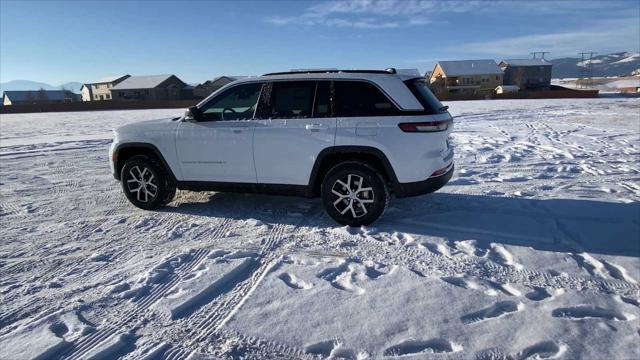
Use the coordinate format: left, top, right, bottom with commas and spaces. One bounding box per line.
405, 79, 447, 114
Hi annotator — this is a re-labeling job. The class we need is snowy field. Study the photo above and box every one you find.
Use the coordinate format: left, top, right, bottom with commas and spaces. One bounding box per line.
552, 77, 640, 92
1, 98, 639, 359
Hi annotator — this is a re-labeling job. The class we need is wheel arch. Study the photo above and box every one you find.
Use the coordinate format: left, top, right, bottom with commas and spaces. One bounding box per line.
113, 142, 177, 182
308, 146, 400, 196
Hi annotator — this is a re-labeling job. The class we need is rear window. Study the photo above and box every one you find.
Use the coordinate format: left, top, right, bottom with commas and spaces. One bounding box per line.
270, 81, 315, 119
405, 79, 446, 115
334, 81, 402, 117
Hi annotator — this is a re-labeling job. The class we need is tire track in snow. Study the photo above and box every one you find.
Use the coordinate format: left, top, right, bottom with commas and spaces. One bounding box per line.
161, 346, 190, 360
156, 330, 307, 360
190, 256, 281, 343
57, 215, 258, 359
0, 242, 137, 334
301, 224, 640, 296
0, 214, 231, 344
0, 298, 56, 336
0, 201, 24, 216
187, 223, 290, 344
59, 249, 211, 360
160, 218, 315, 357
215, 329, 309, 359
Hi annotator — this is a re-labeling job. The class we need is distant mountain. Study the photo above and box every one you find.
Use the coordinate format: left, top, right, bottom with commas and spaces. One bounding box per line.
0, 80, 58, 93
58, 82, 83, 93
0, 80, 83, 95
550, 52, 640, 78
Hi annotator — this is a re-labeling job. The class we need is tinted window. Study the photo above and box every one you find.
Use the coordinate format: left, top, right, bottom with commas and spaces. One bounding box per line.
334, 81, 400, 117
269, 81, 315, 119
201, 83, 262, 121
314, 81, 331, 117
404, 79, 446, 115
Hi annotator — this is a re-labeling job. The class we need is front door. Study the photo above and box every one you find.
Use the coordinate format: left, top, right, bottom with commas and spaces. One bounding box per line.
253, 81, 336, 185
175, 82, 263, 183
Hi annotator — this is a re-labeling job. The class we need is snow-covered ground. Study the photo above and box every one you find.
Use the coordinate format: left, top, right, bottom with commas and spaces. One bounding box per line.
552, 77, 640, 92
1, 99, 639, 359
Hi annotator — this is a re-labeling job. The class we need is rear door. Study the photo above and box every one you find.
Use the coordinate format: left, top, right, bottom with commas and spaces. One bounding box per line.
253, 80, 336, 185
334, 80, 404, 148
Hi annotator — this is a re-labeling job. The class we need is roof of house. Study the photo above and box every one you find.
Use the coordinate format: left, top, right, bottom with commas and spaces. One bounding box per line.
212, 75, 238, 82
496, 85, 520, 90
3, 90, 77, 101
195, 76, 245, 89
500, 59, 552, 67
207, 76, 248, 84
111, 75, 179, 90
94, 74, 130, 84
436, 60, 503, 76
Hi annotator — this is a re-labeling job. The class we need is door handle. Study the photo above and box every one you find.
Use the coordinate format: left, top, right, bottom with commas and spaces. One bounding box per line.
305, 123, 327, 132
232, 128, 246, 134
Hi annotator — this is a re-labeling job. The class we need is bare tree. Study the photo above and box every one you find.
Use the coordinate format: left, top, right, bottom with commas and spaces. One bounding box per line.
36, 88, 49, 103
429, 75, 446, 96
25, 91, 36, 103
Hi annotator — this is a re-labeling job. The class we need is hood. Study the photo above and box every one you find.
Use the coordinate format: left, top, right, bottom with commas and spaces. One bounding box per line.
114, 117, 179, 135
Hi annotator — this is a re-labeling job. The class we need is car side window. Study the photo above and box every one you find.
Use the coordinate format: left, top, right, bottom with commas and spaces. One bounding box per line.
269, 81, 315, 119
200, 83, 263, 121
334, 81, 401, 117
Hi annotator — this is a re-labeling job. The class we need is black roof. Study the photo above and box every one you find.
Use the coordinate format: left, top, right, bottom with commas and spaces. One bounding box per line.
3, 90, 77, 101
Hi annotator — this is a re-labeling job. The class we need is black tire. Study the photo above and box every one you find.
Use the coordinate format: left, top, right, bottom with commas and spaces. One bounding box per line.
321, 161, 389, 226
120, 155, 176, 210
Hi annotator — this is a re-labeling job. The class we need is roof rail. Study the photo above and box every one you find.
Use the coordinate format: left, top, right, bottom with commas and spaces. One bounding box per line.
262, 68, 397, 76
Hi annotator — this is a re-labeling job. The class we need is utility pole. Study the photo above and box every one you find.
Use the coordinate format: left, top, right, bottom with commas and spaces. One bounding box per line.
530, 51, 550, 60
577, 51, 597, 88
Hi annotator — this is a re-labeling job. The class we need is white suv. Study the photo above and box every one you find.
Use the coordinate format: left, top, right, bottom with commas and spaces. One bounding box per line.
109, 69, 454, 225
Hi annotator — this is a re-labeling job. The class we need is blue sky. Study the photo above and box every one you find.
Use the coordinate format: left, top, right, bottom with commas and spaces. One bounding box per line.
1, 0, 638, 85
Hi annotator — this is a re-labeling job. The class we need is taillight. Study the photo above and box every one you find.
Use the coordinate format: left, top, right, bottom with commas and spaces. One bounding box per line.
398, 120, 449, 132
430, 164, 451, 177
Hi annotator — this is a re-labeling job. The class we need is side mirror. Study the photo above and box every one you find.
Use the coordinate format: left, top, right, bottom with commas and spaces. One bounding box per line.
186, 106, 203, 121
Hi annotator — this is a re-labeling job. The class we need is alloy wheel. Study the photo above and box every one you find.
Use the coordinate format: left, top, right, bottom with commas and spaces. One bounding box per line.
330, 174, 375, 218
125, 165, 158, 203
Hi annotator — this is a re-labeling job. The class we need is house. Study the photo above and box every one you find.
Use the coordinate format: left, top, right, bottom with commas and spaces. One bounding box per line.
193, 76, 241, 99
495, 85, 519, 94
80, 84, 93, 102
86, 75, 130, 101
620, 86, 640, 94
499, 59, 552, 90
110, 74, 192, 101
429, 60, 503, 96
2, 90, 80, 106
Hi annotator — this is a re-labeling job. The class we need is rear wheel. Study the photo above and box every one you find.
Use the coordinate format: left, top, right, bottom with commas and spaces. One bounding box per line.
321, 161, 388, 226
121, 155, 175, 210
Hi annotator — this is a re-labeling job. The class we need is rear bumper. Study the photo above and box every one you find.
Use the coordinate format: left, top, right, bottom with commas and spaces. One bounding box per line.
394, 163, 454, 198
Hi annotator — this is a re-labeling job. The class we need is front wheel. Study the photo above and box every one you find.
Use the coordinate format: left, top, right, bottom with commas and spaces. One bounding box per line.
321, 161, 389, 226
121, 155, 175, 210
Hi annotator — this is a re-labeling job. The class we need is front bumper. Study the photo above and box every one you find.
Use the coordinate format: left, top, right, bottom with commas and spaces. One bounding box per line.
394, 163, 454, 198
109, 141, 118, 180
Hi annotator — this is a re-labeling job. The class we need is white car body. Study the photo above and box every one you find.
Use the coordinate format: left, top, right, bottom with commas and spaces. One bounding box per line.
110, 70, 453, 194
